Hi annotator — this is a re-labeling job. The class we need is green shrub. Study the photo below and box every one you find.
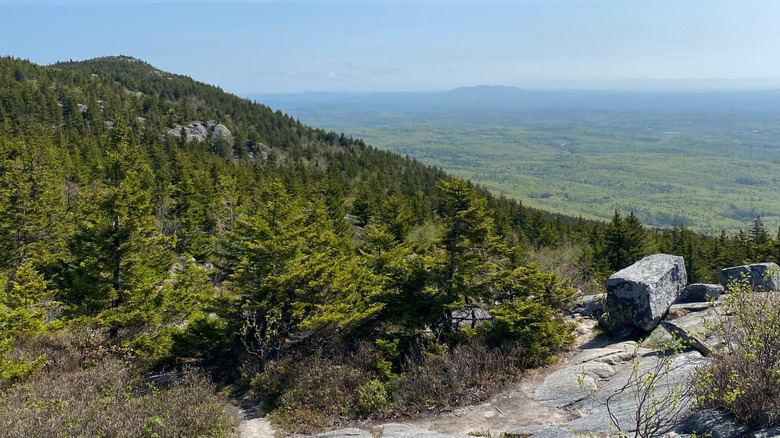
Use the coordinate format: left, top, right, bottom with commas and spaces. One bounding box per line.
693, 276, 780, 428
388, 339, 522, 413
257, 338, 530, 432
0, 261, 52, 387
357, 378, 389, 415
483, 299, 574, 367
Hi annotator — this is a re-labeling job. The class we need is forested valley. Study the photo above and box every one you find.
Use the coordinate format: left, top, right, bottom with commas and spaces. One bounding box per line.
257, 87, 780, 233
1, 55, 778, 435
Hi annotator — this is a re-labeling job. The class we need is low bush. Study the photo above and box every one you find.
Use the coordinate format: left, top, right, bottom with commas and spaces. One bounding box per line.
693, 277, 780, 428
260, 345, 386, 433
0, 333, 237, 438
484, 299, 574, 367
260, 337, 533, 433
389, 339, 525, 412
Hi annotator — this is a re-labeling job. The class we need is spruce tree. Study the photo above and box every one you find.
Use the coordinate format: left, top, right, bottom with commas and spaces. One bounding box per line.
0, 260, 50, 385
0, 130, 66, 274
599, 211, 646, 273
63, 120, 172, 338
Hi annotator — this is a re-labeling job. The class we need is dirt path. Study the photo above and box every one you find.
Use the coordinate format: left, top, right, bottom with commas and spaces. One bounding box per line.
406, 318, 601, 435
236, 408, 277, 438
237, 416, 276, 438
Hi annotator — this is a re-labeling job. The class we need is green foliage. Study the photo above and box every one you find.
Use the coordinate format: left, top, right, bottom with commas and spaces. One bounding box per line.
61, 121, 173, 337
0, 261, 51, 386
592, 211, 647, 276
484, 299, 573, 366
693, 276, 780, 428
1, 261, 49, 334
227, 179, 385, 365
298, 116, 780, 234
0, 129, 66, 273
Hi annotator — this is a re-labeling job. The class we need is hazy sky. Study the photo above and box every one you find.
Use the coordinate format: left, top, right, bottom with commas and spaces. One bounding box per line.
2, 0, 780, 93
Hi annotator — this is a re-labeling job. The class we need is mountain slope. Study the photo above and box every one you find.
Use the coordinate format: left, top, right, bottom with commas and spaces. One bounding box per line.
0, 55, 586, 433
0, 55, 774, 434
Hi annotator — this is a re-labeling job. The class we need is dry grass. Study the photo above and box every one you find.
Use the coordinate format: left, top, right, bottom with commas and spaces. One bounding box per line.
0, 333, 238, 438
262, 339, 527, 433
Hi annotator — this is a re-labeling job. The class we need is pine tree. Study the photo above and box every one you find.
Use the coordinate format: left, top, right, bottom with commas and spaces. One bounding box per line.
0, 261, 50, 385
1, 260, 50, 335
0, 130, 66, 274
227, 180, 351, 359
62, 120, 172, 338
437, 178, 495, 331
748, 216, 772, 262
597, 211, 647, 273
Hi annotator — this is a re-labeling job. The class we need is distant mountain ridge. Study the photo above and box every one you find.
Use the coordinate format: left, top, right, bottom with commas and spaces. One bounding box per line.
248, 85, 780, 114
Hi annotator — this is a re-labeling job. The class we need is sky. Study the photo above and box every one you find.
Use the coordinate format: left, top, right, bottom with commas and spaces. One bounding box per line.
2, 0, 780, 93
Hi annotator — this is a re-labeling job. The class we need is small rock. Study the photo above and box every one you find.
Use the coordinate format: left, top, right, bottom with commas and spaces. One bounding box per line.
678, 284, 723, 303
753, 427, 780, 438
659, 320, 712, 356
526, 426, 580, 438
572, 294, 605, 317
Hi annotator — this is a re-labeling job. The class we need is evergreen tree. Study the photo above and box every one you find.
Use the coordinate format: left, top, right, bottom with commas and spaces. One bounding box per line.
227, 180, 380, 360
62, 120, 172, 338
596, 211, 647, 273
1, 260, 50, 335
0, 130, 66, 274
0, 261, 50, 385
748, 216, 772, 262
440, 179, 494, 293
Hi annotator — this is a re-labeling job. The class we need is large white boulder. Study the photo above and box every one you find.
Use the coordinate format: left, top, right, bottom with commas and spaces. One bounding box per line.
606, 254, 687, 332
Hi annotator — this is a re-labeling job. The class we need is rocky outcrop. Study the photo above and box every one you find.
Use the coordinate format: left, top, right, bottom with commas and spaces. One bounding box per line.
678, 283, 723, 303
167, 120, 232, 144
379, 424, 473, 438
681, 409, 747, 438
566, 350, 706, 435
605, 254, 687, 332
309, 428, 373, 438
451, 305, 491, 329
206, 120, 231, 142
534, 361, 615, 407
719, 262, 780, 292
